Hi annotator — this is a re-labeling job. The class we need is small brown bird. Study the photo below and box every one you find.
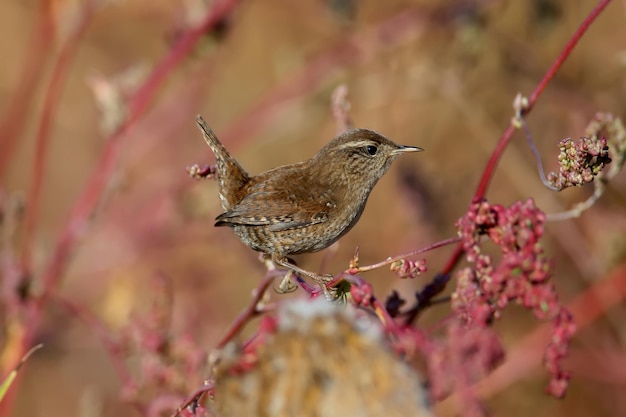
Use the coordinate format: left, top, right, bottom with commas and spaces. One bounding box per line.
195, 115, 422, 282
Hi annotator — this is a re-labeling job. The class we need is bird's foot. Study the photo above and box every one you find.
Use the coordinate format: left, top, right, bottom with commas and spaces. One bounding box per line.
275, 271, 298, 294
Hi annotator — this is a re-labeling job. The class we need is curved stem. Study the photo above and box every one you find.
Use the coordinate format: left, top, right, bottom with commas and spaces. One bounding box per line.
518, 115, 559, 191
1, 3, 242, 415
216, 271, 279, 349
546, 179, 606, 221
0, 1, 55, 176
21, 0, 100, 278
433, 0, 613, 298
474, 0, 612, 200
349, 236, 461, 274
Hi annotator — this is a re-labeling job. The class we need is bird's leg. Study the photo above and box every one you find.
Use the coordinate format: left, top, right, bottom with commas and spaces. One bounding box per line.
272, 254, 333, 284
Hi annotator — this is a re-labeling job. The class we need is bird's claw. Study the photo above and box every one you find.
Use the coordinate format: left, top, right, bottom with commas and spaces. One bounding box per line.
275, 271, 298, 294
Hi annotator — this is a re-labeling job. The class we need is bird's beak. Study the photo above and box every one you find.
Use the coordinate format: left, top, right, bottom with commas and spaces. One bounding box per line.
391, 145, 424, 155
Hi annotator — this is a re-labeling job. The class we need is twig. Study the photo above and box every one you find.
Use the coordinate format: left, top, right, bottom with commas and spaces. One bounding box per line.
1, 2, 243, 415
409, 0, 613, 318
0, 344, 42, 402
173, 382, 215, 417
216, 8, 428, 145
371, 297, 403, 335
546, 180, 606, 221
171, 271, 279, 416
348, 236, 460, 274
216, 271, 278, 349
0, 4, 55, 175
515, 110, 559, 191
21, 0, 101, 278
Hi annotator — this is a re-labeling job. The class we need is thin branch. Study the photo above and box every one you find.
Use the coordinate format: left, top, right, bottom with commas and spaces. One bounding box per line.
173, 382, 215, 417
546, 179, 606, 221
412, 0, 613, 317
216, 271, 278, 349
126, 0, 240, 122
474, 0, 612, 199
21, 0, 101, 278
0, 2, 55, 176
2, 2, 243, 414
216, 8, 428, 145
371, 297, 403, 335
348, 236, 460, 274
516, 111, 559, 191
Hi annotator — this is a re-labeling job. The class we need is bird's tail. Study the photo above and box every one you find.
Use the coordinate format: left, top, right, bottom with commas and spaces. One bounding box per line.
195, 115, 250, 210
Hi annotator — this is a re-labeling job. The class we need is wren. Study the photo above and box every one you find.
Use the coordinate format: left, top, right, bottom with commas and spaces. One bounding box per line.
195, 115, 422, 282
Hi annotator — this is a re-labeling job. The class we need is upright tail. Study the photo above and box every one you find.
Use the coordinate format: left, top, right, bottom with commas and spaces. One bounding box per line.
196, 115, 250, 211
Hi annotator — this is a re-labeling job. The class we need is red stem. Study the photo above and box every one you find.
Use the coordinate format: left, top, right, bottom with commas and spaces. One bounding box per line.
216, 272, 277, 349
217, 8, 427, 144
31, 0, 240, 327
127, 0, 239, 121
0, 1, 241, 414
2, 0, 612, 409
473, 0, 612, 200
352, 235, 460, 274
440, 0, 612, 277
0, 1, 55, 176
21, 0, 99, 280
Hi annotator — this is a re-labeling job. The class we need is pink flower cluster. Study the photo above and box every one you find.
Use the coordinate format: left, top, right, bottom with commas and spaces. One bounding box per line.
390, 258, 427, 279
117, 277, 207, 409
547, 136, 611, 190
453, 197, 575, 397
427, 320, 505, 403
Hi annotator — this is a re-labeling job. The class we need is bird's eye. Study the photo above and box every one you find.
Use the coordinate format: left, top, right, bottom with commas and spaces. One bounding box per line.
365, 145, 378, 156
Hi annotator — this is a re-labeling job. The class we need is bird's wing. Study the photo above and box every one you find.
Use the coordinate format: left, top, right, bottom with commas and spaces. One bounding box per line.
214, 189, 333, 231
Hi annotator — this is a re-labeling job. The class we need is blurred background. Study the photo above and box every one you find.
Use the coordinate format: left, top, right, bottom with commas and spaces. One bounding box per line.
1, 0, 626, 416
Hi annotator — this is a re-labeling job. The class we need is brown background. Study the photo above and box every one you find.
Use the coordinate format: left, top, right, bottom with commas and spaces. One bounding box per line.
1, 0, 626, 416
